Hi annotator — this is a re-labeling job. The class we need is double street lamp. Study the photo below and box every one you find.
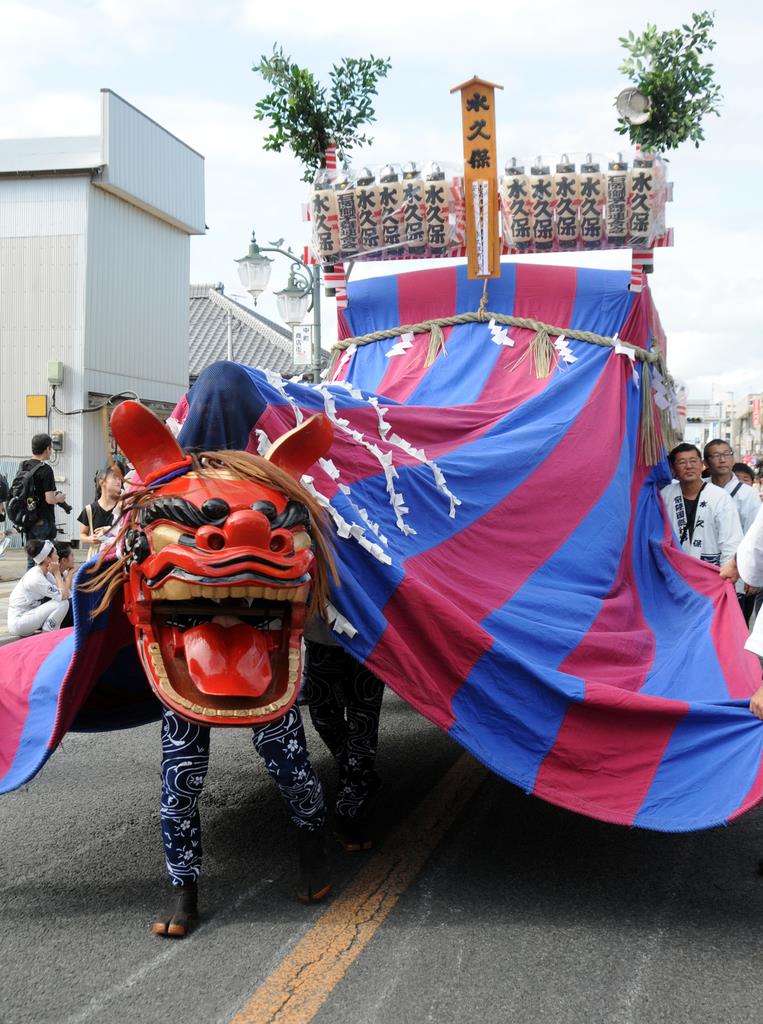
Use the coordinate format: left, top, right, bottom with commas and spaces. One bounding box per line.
236, 232, 323, 383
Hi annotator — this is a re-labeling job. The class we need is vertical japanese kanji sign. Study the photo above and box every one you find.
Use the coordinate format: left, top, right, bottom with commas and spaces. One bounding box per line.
451, 76, 503, 279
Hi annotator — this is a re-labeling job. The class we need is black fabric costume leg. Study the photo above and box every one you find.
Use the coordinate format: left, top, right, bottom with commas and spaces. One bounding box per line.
156, 705, 329, 934
304, 641, 384, 847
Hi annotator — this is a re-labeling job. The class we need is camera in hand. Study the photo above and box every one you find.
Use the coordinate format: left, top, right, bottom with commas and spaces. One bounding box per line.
59, 500, 72, 515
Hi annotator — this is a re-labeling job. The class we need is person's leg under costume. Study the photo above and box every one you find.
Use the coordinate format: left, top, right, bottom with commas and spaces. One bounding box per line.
304, 640, 384, 850
154, 705, 328, 938
8, 598, 69, 637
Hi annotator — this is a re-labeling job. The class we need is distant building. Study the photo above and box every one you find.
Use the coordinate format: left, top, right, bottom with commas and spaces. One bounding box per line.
732, 393, 763, 461
684, 399, 725, 449
189, 284, 293, 384
0, 90, 204, 540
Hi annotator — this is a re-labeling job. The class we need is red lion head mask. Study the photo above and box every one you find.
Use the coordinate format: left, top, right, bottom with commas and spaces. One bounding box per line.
108, 401, 334, 728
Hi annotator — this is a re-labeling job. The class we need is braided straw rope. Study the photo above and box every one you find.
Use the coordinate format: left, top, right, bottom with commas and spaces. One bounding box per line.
330, 310, 661, 368
329, 301, 680, 464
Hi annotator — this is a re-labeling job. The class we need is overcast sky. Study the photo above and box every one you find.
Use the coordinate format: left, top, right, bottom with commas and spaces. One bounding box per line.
1, 0, 760, 403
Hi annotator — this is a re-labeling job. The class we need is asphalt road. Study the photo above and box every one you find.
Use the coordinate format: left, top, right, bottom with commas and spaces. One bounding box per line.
1, 691, 762, 1024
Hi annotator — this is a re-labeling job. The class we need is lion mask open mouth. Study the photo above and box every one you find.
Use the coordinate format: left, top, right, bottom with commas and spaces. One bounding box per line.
108, 401, 334, 727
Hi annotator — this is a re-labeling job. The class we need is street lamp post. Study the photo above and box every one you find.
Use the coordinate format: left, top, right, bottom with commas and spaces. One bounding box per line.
236, 231, 323, 383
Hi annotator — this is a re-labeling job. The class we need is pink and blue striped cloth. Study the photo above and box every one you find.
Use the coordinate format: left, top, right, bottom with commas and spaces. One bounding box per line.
2, 262, 761, 831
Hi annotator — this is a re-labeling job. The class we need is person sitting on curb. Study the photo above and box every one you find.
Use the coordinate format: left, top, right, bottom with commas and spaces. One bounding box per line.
55, 541, 77, 629
7, 539, 71, 638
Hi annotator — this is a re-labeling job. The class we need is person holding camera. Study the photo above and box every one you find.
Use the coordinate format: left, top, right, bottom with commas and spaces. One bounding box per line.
18, 434, 71, 568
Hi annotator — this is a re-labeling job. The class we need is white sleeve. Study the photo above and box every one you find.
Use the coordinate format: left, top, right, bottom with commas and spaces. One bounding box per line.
740, 486, 762, 534
715, 490, 744, 564
25, 571, 62, 603
737, 503, 763, 587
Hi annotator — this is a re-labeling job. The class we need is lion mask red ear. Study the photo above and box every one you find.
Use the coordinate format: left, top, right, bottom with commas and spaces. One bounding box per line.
264, 414, 334, 478
110, 401, 190, 485
111, 401, 334, 483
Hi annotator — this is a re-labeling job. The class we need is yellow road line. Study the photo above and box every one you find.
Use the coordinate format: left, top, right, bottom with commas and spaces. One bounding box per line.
229, 752, 489, 1024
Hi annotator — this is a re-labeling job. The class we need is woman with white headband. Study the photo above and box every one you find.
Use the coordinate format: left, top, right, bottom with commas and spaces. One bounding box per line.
7, 539, 71, 637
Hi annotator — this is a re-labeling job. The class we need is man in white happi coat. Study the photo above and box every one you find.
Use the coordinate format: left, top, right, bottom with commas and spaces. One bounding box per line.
660, 443, 743, 567
720, 505, 763, 722
703, 439, 761, 533
704, 439, 761, 619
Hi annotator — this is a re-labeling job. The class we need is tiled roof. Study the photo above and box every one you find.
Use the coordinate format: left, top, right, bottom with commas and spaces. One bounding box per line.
189, 284, 294, 380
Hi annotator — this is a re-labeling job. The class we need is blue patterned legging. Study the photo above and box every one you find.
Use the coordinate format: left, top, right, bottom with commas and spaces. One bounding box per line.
303, 641, 385, 820
160, 705, 325, 887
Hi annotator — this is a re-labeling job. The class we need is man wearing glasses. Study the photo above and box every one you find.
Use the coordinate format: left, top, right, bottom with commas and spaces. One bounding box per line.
704, 439, 762, 621
703, 439, 761, 534
661, 443, 743, 567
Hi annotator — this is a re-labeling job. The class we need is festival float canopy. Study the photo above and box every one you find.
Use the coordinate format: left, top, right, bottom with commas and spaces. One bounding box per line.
1, 75, 759, 835
3, 260, 762, 835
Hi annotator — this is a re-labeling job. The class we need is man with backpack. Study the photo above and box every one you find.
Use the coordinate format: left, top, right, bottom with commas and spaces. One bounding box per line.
8, 434, 71, 567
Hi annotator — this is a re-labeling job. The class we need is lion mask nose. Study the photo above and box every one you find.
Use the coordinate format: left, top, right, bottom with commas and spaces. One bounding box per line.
223, 509, 271, 547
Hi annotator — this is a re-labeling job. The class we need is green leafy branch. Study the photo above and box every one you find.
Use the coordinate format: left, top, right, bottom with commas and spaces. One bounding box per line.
253, 46, 392, 182
615, 9, 722, 151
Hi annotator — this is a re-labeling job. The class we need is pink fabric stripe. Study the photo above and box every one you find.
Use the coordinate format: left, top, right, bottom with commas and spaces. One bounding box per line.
374, 328, 457, 403
476, 264, 578, 408
533, 683, 690, 825
659, 520, 760, 700
558, 457, 655, 692
373, 576, 494, 730
728, 748, 763, 822
403, 355, 626, 621
51, 610, 136, 746
253, 400, 519, 496
0, 631, 66, 778
618, 288, 650, 348
376, 269, 457, 401
169, 395, 189, 429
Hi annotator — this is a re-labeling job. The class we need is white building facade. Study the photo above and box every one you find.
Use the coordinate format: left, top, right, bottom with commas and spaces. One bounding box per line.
0, 90, 204, 541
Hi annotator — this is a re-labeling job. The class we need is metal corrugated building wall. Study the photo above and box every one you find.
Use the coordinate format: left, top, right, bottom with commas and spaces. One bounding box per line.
98, 90, 205, 235
0, 177, 89, 540
0, 92, 204, 544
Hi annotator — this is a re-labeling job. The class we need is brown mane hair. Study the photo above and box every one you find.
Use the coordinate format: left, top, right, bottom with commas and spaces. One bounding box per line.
79, 449, 337, 618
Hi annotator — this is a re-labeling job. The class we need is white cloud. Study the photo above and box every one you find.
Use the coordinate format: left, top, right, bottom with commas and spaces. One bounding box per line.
0, 2, 80, 91
0, 92, 99, 139
1, 0, 761, 409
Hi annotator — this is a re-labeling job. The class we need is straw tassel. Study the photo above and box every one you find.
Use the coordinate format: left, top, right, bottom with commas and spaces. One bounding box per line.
638, 361, 661, 466
530, 327, 555, 378
327, 347, 342, 379
424, 323, 447, 367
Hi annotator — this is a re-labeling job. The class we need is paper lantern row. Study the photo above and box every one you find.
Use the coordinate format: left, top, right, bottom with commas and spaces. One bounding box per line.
307, 154, 671, 265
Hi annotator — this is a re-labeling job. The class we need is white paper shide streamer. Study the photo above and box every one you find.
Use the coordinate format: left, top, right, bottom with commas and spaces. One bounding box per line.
488, 317, 514, 347
553, 334, 577, 365
255, 377, 463, 637
472, 179, 491, 276
386, 332, 415, 358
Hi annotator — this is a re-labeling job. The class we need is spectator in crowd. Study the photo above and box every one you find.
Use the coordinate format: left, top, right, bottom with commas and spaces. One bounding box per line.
733, 463, 757, 489
19, 434, 70, 567
78, 466, 123, 554
703, 440, 760, 533
661, 443, 742, 566
704, 440, 761, 620
55, 541, 77, 628
7, 539, 71, 637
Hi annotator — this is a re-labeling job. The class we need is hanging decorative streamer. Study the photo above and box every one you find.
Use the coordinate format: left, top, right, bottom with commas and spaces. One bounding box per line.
471, 179, 491, 275
638, 361, 661, 467
553, 335, 577, 364
424, 323, 447, 367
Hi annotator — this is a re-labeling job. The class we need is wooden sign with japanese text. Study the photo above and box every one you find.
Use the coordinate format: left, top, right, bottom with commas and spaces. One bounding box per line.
450, 76, 503, 279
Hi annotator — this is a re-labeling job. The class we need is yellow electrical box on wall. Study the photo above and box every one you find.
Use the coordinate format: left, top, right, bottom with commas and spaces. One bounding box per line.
26, 394, 48, 417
